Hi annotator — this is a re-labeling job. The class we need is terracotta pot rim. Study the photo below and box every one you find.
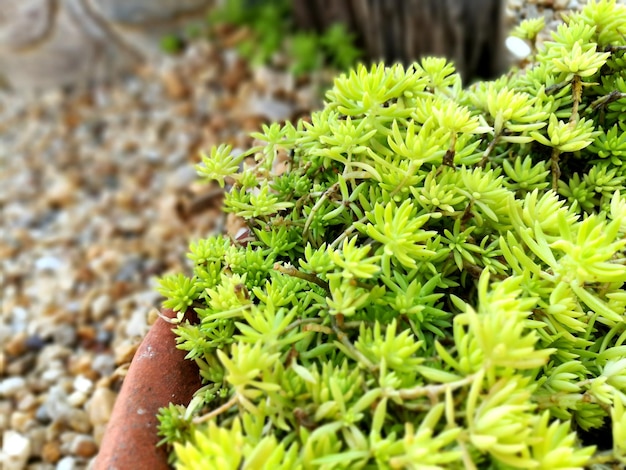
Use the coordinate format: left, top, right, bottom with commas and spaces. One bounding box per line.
93, 308, 201, 470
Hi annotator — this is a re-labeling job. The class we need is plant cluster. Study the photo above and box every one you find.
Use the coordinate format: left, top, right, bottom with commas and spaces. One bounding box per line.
161, 0, 361, 75
157, 1, 626, 468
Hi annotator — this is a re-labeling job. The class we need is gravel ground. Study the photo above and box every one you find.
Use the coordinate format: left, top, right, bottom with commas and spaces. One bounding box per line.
0, 2, 585, 469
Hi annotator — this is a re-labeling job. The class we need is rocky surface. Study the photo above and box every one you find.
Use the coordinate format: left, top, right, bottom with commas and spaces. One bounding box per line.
0, 1, 587, 469
0, 0, 213, 90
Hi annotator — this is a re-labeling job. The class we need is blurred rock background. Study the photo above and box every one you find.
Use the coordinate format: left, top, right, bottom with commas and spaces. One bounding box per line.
0, 0, 214, 90
0, 1, 587, 469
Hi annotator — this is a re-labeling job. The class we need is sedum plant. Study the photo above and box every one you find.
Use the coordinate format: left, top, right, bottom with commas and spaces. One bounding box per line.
157, 1, 626, 468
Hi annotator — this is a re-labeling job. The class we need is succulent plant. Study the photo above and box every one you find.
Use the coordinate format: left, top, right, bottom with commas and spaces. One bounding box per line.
157, 1, 626, 468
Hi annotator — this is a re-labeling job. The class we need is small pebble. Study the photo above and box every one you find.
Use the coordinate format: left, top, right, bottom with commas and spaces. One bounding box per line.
10, 411, 35, 433
56, 456, 77, 470
87, 387, 117, 427
45, 385, 72, 422
0, 401, 12, 430
41, 441, 62, 463
73, 376, 93, 394
506, 36, 532, 60
247, 94, 294, 122
1, 430, 30, 470
16, 393, 38, 412
27, 427, 47, 459
67, 409, 92, 433
24, 334, 47, 351
41, 367, 65, 383
4, 332, 28, 356
95, 329, 114, 347
68, 355, 98, 381
169, 165, 199, 191
52, 325, 78, 348
45, 177, 76, 207
161, 68, 189, 99
90, 294, 113, 321
70, 435, 98, 458
35, 405, 52, 425
114, 341, 139, 364
8, 307, 28, 333
34, 255, 64, 272
91, 354, 116, 378
0, 377, 26, 397
124, 309, 149, 338
67, 391, 88, 407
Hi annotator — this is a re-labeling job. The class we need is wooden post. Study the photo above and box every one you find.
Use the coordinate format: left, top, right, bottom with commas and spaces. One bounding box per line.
292, 0, 508, 82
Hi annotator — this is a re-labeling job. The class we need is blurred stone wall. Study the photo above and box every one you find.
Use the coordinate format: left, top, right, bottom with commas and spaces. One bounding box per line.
0, 0, 213, 90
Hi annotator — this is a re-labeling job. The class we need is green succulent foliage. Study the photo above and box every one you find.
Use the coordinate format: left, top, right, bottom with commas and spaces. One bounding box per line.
513, 17, 546, 44
157, 273, 200, 316
158, 1, 626, 468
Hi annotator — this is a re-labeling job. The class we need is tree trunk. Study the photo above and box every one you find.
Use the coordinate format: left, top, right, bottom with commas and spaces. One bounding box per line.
292, 0, 508, 82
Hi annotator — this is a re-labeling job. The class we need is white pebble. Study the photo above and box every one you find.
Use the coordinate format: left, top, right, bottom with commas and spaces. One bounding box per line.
0, 377, 26, 397
73, 375, 93, 394
9, 307, 28, 333
1, 431, 31, 470
67, 391, 88, 407
506, 36, 532, 61
56, 456, 77, 470
41, 367, 64, 383
34, 255, 63, 272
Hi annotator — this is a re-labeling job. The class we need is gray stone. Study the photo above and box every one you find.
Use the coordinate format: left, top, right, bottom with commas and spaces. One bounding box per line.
0, 0, 212, 90
44, 385, 72, 422
169, 165, 199, 191
0, 0, 54, 51
86, 0, 211, 25
35, 404, 52, 424
51, 325, 78, 348
90, 353, 116, 377
247, 94, 295, 122
0, 2, 109, 89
